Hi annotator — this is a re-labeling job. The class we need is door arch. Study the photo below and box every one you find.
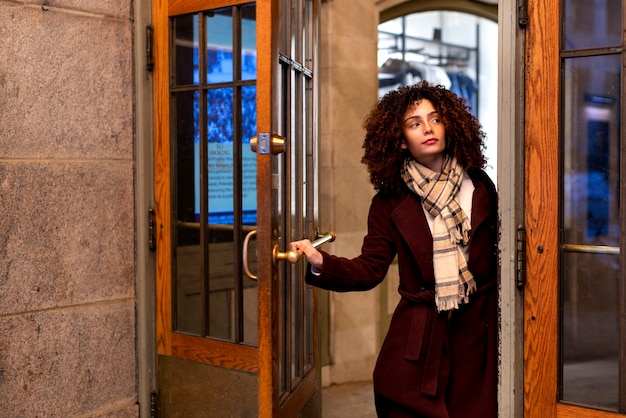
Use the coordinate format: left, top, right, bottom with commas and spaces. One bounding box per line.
377, 0, 497, 22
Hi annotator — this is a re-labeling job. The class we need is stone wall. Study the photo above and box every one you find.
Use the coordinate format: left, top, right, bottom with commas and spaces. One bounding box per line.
319, 0, 380, 385
0, 1, 137, 416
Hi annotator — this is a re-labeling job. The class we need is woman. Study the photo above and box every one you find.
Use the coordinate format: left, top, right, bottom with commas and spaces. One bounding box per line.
291, 81, 498, 418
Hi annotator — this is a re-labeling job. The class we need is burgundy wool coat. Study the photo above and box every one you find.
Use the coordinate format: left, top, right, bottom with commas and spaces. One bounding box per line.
306, 169, 498, 418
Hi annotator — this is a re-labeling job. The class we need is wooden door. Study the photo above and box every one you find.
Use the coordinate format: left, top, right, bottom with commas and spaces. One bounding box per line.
524, 0, 625, 416
153, 0, 321, 416
255, 0, 322, 416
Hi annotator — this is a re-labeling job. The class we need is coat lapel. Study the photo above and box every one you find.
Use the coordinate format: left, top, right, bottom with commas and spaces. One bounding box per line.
467, 170, 497, 276
468, 171, 492, 235
391, 193, 435, 282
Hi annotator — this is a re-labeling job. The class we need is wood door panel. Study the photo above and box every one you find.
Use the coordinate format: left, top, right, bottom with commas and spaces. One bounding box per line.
169, 0, 250, 16
170, 333, 258, 372
523, 0, 560, 416
557, 404, 624, 418
158, 355, 258, 416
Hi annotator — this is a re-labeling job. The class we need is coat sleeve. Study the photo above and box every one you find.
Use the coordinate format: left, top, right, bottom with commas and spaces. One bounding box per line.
305, 194, 398, 291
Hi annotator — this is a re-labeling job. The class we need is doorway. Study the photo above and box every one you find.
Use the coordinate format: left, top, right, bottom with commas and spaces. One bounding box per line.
375, 6, 500, 373
310, 0, 501, 408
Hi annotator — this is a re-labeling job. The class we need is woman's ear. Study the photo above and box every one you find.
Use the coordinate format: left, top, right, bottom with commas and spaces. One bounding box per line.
400, 141, 407, 149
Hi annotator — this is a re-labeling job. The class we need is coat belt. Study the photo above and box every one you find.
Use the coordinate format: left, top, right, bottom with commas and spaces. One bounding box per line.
398, 280, 495, 397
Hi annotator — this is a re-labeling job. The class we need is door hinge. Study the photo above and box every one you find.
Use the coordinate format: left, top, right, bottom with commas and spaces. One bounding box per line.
150, 390, 159, 418
148, 208, 156, 251
146, 25, 155, 72
516, 225, 526, 289
518, 0, 529, 28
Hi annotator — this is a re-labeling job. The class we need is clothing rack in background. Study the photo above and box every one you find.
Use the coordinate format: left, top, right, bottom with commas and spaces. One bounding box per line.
378, 22, 480, 115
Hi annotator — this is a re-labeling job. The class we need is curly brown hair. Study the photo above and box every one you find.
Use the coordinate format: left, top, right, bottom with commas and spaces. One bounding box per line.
361, 80, 487, 196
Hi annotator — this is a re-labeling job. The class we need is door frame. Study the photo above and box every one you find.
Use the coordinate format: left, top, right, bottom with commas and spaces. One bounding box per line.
134, 0, 157, 416
496, 0, 525, 416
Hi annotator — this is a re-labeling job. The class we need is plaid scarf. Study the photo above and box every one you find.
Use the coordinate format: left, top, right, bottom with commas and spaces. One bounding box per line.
401, 155, 476, 312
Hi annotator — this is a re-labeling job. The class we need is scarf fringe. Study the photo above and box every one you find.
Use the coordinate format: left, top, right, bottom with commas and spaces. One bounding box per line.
435, 296, 461, 312
435, 279, 477, 313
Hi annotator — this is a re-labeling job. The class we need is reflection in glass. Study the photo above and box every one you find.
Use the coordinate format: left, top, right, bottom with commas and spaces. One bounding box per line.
241, 5, 257, 81
174, 15, 199, 86
241, 85, 257, 223
240, 84, 258, 344
173, 90, 202, 335
563, 0, 621, 50
562, 55, 620, 247
561, 252, 619, 410
560, 54, 620, 411
207, 87, 234, 222
207, 9, 234, 84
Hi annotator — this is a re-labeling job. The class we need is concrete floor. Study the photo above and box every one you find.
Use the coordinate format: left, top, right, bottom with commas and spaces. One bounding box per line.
319, 358, 621, 417
322, 381, 377, 418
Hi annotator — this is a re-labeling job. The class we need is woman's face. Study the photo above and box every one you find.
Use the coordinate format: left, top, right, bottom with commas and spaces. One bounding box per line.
401, 99, 447, 172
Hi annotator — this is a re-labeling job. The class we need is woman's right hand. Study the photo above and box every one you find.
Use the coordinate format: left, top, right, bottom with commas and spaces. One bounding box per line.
290, 239, 323, 270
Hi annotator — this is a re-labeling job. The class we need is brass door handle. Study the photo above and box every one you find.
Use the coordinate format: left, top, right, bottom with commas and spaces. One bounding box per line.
273, 231, 336, 266
243, 230, 258, 280
244, 231, 336, 278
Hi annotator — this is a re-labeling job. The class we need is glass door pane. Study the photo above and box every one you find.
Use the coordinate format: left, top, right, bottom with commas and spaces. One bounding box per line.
171, 4, 258, 345
563, 0, 621, 49
560, 53, 621, 412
